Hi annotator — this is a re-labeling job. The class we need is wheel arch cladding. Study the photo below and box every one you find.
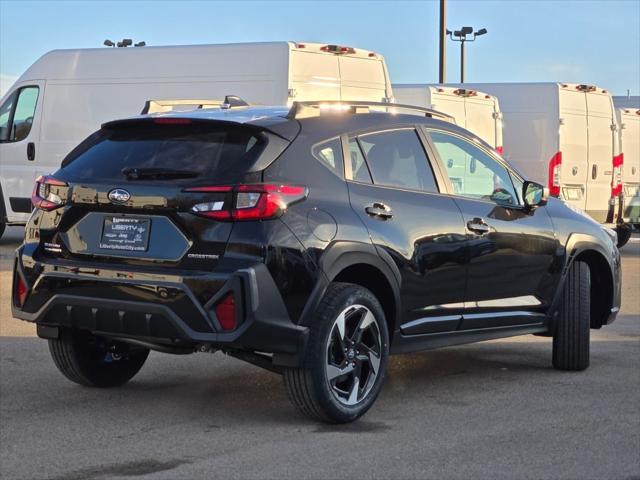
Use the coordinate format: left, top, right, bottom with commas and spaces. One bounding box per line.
332, 263, 397, 342
573, 249, 613, 329
298, 241, 402, 341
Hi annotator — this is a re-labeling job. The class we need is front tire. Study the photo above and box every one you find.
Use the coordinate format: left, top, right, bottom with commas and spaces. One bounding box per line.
552, 261, 590, 371
48, 328, 149, 387
284, 283, 389, 423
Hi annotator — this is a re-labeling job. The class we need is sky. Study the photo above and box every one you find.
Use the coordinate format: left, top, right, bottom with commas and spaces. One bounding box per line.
1, 0, 639, 97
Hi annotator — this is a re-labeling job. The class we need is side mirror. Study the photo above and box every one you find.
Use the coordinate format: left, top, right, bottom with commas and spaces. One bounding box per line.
523, 181, 547, 208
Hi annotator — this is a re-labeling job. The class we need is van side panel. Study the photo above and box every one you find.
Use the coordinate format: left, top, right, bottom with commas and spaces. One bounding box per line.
558, 88, 589, 211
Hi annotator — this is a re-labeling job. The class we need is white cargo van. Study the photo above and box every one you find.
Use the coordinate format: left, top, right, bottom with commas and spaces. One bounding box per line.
456, 83, 622, 228
392, 84, 503, 150
616, 108, 640, 226
0, 41, 393, 234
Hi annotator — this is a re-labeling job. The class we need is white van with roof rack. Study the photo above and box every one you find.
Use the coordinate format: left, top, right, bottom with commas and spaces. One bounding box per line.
454, 82, 631, 245
0, 41, 393, 237
616, 107, 640, 227
392, 85, 503, 151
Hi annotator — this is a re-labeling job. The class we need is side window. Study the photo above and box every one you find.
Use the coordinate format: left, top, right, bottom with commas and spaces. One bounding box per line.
357, 129, 438, 192
348, 138, 373, 184
429, 130, 519, 206
312, 137, 344, 177
0, 86, 39, 142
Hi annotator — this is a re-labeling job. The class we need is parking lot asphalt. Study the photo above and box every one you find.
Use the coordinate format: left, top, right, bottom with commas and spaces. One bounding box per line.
0, 226, 638, 480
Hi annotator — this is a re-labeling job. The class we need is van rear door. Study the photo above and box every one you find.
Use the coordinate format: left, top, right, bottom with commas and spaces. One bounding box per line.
0, 80, 45, 223
558, 86, 588, 211
289, 50, 340, 102
464, 94, 498, 148
338, 56, 388, 102
585, 89, 617, 223
619, 109, 640, 223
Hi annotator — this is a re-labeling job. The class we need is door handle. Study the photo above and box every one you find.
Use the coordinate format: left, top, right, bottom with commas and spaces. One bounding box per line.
466, 217, 491, 235
27, 142, 35, 161
592, 164, 597, 179
365, 202, 393, 219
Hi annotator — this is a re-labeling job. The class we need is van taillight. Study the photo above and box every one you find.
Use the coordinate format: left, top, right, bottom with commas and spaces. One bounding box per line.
548, 152, 562, 197
612, 154, 624, 197
185, 184, 308, 221
495, 146, 504, 155
31, 176, 67, 211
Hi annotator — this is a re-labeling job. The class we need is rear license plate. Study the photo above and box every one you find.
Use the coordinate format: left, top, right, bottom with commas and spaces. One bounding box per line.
99, 216, 151, 252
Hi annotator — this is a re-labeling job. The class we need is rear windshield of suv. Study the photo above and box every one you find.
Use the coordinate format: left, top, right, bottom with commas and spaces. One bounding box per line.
60, 122, 268, 182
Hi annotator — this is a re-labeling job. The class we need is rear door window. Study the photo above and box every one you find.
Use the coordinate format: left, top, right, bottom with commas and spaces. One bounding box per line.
356, 129, 438, 192
348, 138, 373, 183
312, 137, 344, 177
60, 122, 268, 183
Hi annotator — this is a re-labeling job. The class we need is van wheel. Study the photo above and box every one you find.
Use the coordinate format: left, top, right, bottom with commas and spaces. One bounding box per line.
552, 261, 590, 371
615, 223, 632, 248
283, 283, 389, 423
48, 328, 149, 387
0, 221, 5, 240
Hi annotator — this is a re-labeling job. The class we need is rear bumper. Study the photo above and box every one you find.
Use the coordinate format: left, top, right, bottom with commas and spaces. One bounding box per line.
12, 250, 308, 362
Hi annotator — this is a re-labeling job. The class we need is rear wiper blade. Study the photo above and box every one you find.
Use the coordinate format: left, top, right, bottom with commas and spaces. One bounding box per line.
122, 167, 200, 180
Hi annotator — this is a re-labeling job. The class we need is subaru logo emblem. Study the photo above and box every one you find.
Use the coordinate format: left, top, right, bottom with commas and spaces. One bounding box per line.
108, 188, 131, 204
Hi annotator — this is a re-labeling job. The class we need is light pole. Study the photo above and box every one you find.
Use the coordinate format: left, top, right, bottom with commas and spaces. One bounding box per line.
438, 0, 447, 84
446, 27, 487, 83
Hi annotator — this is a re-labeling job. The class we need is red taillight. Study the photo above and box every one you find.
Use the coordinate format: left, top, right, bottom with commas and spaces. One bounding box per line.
185, 184, 308, 221
495, 146, 504, 155
548, 152, 562, 197
612, 153, 624, 197
31, 175, 67, 211
15, 275, 28, 307
214, 293, 236, 331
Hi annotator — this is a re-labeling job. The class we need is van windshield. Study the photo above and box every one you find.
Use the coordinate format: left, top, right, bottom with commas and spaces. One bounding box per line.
60, 122, 267, 183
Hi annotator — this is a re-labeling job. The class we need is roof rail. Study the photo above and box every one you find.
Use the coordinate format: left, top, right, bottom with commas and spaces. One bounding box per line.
287, 101, 455, 123
141, 95, 250, 114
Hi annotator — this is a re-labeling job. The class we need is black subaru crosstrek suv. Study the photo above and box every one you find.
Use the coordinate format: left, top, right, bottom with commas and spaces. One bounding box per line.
12, 101, 621, 423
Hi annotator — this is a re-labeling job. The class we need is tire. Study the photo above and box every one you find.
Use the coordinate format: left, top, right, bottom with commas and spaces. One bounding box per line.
48, 328, 150, 387
615, 224, 632, 248
0, 221, 5, 240
283, 282, 389, 423
552, 261, 590, 371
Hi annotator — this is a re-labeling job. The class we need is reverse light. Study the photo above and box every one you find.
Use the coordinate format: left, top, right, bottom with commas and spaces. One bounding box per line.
185, 184, 308, 221
31, 176, 67, 211
214, 293, 236, 331
548, 152, 562, 197
612, 154, 624, 197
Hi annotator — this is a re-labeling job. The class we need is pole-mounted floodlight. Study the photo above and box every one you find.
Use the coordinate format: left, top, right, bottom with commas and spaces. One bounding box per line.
106, 38, 147, 48
447, 26, 488, 83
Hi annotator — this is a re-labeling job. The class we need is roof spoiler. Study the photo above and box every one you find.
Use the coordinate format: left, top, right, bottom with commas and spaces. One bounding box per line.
287, 100, 455, 123
141, 95, 250, 114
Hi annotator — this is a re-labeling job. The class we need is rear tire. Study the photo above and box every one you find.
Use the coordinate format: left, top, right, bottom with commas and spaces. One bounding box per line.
48, 328, 149, 387
0, 221, 5, 240
283, 282, 389, 423
552, 261, 590, 371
